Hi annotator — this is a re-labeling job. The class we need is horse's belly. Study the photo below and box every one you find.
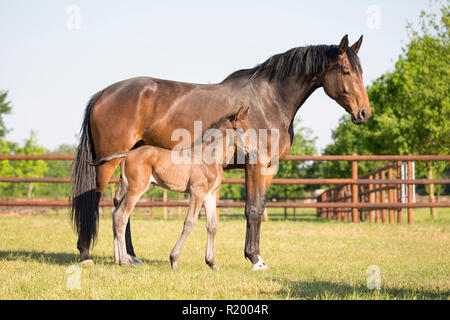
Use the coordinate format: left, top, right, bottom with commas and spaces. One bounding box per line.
151, 164, 190, 193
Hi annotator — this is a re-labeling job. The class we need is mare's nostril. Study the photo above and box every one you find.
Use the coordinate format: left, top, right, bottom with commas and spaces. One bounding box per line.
360, 109, 367, 120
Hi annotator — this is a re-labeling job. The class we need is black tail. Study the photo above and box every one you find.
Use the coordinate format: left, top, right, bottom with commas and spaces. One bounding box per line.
70, 91, 103, 248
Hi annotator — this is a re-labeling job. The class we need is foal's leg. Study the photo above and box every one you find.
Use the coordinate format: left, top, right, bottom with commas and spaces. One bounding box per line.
170, 190, 205, 270
113, 163, 141, 264
203, 192, 218, 270
113, 162, 150, 266
113, 191, 144, 266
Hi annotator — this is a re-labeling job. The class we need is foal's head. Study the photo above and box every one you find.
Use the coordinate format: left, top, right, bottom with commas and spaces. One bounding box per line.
200, 106, 258, 165
322, 35, 371, 125
228, 107, 259, 162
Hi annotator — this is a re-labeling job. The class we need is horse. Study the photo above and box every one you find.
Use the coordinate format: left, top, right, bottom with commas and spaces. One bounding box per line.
91, 107, 255, 269
71, 34, 371, 270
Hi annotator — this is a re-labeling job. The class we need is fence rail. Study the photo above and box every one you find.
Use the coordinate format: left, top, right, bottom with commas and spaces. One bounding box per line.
1, 153, 449, 223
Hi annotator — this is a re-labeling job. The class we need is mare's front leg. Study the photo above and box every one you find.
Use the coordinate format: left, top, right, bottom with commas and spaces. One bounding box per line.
244, 164, 274, 271
170, 189, 205, 270
203, 191, 218, 270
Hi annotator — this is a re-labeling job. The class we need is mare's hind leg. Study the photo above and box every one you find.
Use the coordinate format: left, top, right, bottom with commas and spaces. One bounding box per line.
77, 159, 121, 264
203, 192, 218, 270
170, 189, 205, 270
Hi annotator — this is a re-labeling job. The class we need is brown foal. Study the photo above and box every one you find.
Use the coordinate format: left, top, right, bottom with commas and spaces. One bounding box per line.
92, 107, 254, 269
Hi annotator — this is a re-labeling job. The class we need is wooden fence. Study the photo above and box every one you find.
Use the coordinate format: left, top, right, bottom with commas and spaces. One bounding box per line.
0, 154, 449, 223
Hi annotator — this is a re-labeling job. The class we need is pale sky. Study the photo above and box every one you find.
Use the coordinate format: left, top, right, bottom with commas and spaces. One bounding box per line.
0, 0, 441, 153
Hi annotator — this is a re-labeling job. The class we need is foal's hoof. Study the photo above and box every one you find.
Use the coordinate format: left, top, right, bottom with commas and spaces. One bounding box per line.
251, 255, 268, 271
210, 265, 219, 271
119, 255, 139, 267
170, 260, 178, 270
79, 259, 93, 266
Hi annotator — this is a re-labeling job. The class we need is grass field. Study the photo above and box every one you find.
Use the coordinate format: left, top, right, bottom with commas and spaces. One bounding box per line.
0, 208, 449, 300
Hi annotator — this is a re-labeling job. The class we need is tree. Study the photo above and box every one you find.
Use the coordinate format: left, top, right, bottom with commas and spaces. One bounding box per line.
2, 132, 48, 198
322, 3, 450, 218
37, 144, 76, 198
0, 91, 12, 138
267, 118, 318, 200
0, 91, 13, 195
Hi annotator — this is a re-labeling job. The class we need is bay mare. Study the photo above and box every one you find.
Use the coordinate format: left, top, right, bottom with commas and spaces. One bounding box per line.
71, 35, 371, 270
91, 107, 254, 269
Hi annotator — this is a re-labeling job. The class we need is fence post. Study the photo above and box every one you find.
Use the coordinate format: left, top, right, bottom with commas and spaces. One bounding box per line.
396, 161, 402, 224
150, 197, 154, 217
352, 153, 359, 223
428, 161, 437, 220
381, 170, 386, 224
407, 156, 414, 224
178, 193, 183, 218
327, 191, 332, 220
375, 172, 381, 223
163, 189, 168, 220
345, 184, 350, 222
388, 167, 394, 224
369, 175, 375, 223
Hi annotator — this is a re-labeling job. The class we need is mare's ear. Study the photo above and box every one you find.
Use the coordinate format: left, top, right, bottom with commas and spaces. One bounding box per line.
338, 34, 349, 54
235, 106, 249, 121
350, 35, 363, 54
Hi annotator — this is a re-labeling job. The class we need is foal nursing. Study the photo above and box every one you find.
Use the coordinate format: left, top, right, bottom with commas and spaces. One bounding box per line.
92, 107, 255, 269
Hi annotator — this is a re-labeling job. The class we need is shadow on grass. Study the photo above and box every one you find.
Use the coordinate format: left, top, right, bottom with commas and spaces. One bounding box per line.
266, 278, 449, 300
0, 250, 166, 267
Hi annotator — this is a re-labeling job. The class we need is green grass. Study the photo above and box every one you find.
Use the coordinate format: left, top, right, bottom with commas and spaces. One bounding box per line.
0, 208, 449, 299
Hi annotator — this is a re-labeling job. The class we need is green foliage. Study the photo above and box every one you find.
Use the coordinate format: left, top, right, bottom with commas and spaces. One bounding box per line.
0, 132, 48, 198
37, 144, 76, 198
267, 119, 318, 200
322, 3, 450, 184
0, 91, 12, 138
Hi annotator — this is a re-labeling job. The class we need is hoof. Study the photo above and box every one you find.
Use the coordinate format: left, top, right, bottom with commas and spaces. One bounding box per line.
171, 260, 178, 270
79, 259, 93, 266
210, 265, 219, 271
119, 255, 140, 267
131, 256, 143, 265
251, 255, 268, 271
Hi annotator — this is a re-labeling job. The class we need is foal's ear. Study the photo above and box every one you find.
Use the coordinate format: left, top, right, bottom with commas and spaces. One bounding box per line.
235, 106, 249, 121
350, 35, 363, 54
338, 34, 349, 54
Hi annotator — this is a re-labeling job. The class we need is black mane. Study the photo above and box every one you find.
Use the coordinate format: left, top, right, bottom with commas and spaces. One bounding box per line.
222, 45, 361, 83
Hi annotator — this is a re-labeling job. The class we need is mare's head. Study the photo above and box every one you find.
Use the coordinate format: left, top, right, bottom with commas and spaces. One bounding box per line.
322, 35, 371, 125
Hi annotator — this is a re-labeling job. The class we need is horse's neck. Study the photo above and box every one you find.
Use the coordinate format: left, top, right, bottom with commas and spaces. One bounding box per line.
250, 75, 322, 128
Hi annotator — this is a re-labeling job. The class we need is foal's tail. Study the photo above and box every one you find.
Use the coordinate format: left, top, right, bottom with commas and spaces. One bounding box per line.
90, 152, 128, 166
90, 152, 129, 206
70, 90, 103, 249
